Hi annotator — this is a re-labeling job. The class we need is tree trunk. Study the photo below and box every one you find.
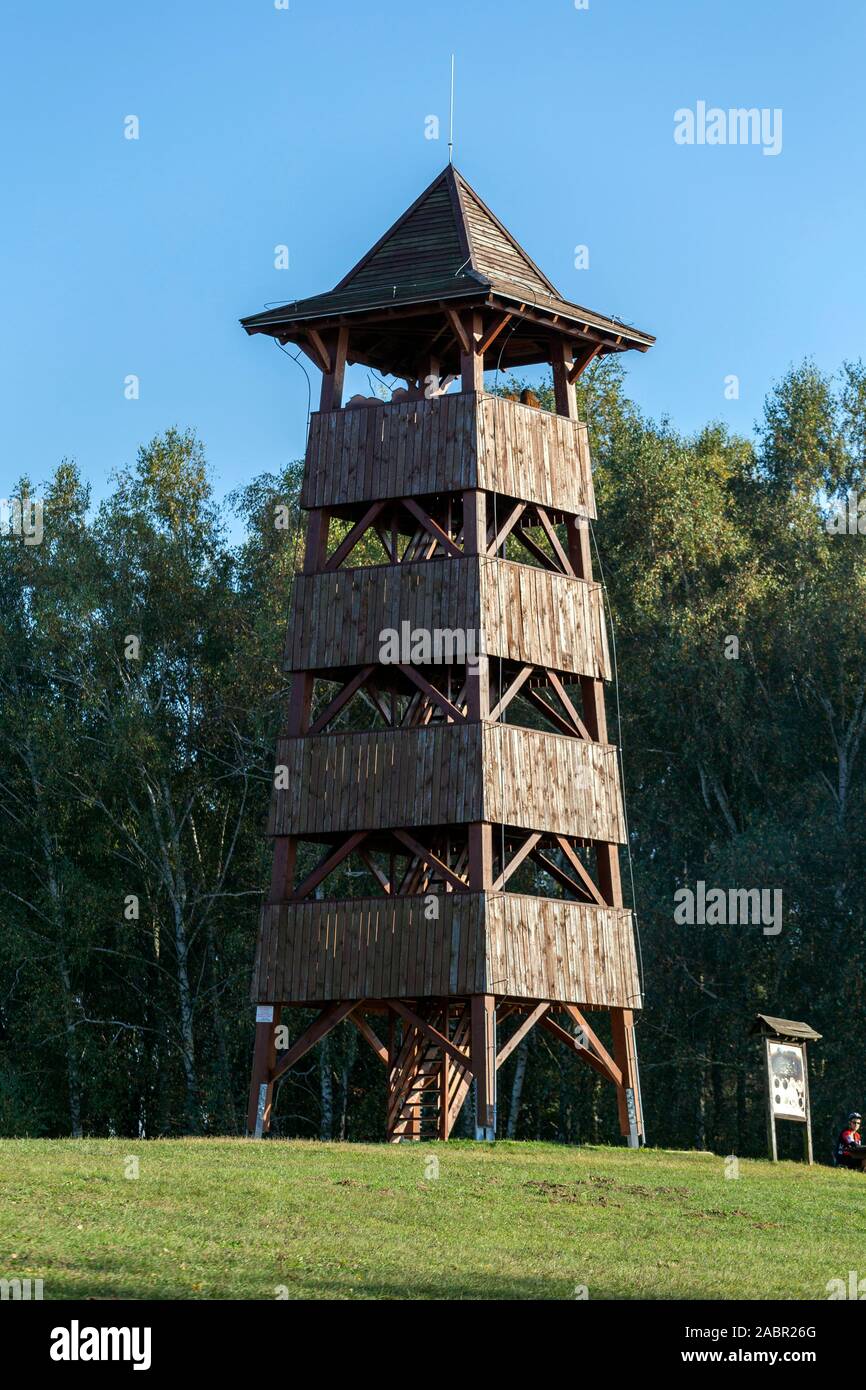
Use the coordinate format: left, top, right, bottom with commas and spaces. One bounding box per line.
171, 899, 200, 1133
56, 952, 83, 1138
319, 1036, 333, 1140
204, 921, 237, 1133
506, 1039, 529, 1139
338, 1028, 357, 1140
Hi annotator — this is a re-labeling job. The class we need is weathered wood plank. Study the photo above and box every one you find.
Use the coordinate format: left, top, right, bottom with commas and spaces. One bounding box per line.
254, 894, 640, 1009
300, 392, 595, 517
268, 724, 624, 842
285, 558, 609, 680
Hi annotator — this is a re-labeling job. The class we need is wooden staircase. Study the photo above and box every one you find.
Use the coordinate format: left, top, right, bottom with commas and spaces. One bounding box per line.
387, 1004, 473, 1141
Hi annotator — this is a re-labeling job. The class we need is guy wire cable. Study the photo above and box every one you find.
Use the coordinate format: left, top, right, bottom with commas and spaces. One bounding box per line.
586, 502, 646, 1005
269, 338, 316, 1124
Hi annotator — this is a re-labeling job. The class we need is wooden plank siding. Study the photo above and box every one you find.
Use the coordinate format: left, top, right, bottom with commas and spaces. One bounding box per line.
479, 559, 610, 677
300, 392, 595, 518
484, 895, 641, 1011
484, 725, 626, 844
253, 893, 640, 1010
268, 725, 625, 843
285, 558, 610, 680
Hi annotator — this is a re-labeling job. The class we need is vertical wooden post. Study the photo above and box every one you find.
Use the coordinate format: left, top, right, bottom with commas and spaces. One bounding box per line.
303, 508, 330, 574
610, 1008, 642, 1146
462, 489, 487, 556
318, 326, 349, 412
551, 339, 577, 419
471, 993, 496, 1140
802, 1042, 814, 1164
426, 353, 441, 398
467, 823, 493, 890
268, 836, 297, 902
468, 814, 495, 1140
246, 1004, 281, 1136
460, 310, 484, 394
764, 1038, 778, 1161
557, 346, 594, 582
463, 488, 489, 721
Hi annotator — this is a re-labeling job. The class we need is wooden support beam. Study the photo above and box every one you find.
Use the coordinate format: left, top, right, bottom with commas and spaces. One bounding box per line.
373, 523, 396, 562
611, 1008, 643, 1142
535, 506, 575, 576
539, 1013, 621, 1085
530, 849, 593, 901
391, 829, 469, 892
306, 665, 376, 736
491, 831, 542, 891
271, 1000, 360, 1084
303, 509, 331, 574
524, 687, 583, 738
443, 304, 471, 354
477, 312, 513, 356
292, 831, 368, 900
567, 342, 601, 383
358, 849, 393, 895
496, 1003, 548, 1069
515, 524, 562, 572
267, 836, 297, 903
305, 328, 332, 375
360, 677, 393, 726
246, 1005, 281, 1134
551, 338, 579, 420
319, 325, 349, 411
545, 670, 592, 740
467, 823, 493, 891
324, 502, 386, 570
471, 994, 496, 1139
397, 665, 467, 722
460, 309, 484, 393
387, 1000, 471, 1069
487, 664, 535, 722
562, 1004, 622, 1087
350, 1012, 389, 1064
554, 836, 608, 907
486, 501, 526, 556
402, 498, 464, 558
462, 490, 487, 557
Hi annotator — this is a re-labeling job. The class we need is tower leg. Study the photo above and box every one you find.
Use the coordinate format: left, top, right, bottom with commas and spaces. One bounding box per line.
611, 1008, 643, 1147
247, 1004, 280, 1137
471, 994, 496, 1141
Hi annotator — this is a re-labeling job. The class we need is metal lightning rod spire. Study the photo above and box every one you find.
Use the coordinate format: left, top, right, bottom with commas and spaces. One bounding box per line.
448, 54, 455, 164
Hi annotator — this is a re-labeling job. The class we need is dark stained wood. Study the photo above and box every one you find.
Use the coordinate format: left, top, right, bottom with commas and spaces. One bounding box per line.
247, 168, 650, 1142
269, 725, 625, 844
301, 392, 595, 518
253, 893, 641, 1010
286, 558, 610, 680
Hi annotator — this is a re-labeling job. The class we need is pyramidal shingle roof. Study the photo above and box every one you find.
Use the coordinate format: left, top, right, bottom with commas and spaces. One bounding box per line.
241, 165, 653, 352
331, 165, 559, 301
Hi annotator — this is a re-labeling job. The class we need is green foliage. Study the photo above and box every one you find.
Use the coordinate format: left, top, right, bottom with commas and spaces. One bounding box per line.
1, 359, 865, 1152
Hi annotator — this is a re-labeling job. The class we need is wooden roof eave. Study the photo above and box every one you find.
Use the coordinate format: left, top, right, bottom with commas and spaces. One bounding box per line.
240, 284, 490, 339
484, 289, 654, 354
243, 291, 652, 358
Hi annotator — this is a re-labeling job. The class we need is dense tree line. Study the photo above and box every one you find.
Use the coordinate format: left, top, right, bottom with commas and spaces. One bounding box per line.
1, 359, 864, 1157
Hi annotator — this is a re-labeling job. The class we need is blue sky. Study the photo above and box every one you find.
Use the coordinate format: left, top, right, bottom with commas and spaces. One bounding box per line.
2, 0, 864, 512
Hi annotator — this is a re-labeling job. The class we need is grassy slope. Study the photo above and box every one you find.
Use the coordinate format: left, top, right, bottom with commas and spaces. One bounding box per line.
0, 1139, 862, 1300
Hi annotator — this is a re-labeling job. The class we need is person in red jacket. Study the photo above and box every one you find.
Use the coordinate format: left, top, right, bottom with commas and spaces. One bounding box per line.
835, 1113, 866, 1170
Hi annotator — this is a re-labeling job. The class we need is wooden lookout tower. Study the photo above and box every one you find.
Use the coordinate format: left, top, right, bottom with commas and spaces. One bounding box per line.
242, 166, 654, 1143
